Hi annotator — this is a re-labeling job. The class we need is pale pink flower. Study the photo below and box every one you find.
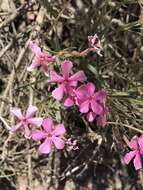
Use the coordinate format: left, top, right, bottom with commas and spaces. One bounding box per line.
88, 34, 102, 56
76, 82, 106, 115
27, 41, 56, 74
124, 135, 143, 170
48, 60, 87, 101
10, 105, 43, 139
32, 118, 66, 154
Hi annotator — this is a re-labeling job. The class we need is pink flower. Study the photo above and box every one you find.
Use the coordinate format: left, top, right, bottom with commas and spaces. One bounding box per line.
10, 105, 43, 139
48, 60, 87, 101
124, 135, 143, 170
32, 118, 66, 154
96, 106, 108, 127
27, 41, 56, 74
76, 82, 106, 115
88, 34, 102, 56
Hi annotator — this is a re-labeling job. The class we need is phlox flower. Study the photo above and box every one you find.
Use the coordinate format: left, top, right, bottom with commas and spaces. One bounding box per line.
27, 41, 56, 74
75, 82, 107, 122
32, 118, 66, 154
124, 135, 143, 170
10, 105, 43, 139
88, 34, 102, 56
48, 60, 87, 101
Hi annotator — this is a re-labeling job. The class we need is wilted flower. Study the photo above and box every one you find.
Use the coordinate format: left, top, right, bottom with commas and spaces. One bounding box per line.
27, 41, 56, 74
124, 135, 143, 170
10, 105, 43, 139
88, 34, 102, 56
48, 60, 87, 101
32, 118, 66, 154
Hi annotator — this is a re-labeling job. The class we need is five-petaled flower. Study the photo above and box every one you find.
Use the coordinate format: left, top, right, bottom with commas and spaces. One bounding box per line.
124, 135, 143, 170
75, 82, 107, 123
32, 118, 66, 154
27, 41, 56, 74
48, 60, 87, 101
88, 34, 102, 56
10, 105, 43, 139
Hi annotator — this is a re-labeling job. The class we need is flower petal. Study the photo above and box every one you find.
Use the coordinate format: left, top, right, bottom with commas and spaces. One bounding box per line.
27, 60, 40, 72
87, 112, 96, 122
61, 60, 73, 79
11, 108, 23, 120
10, 122, 23, 133
94, 90, 107, 102
75, 85, 87, 101
64, 97, 74, 107
24, 125, 31, 139
52, 84, 64, 100
46, 55, 56, 62
32, 130, 47, 141
28, 117, 43, 126
26, 105, 38, 118
69, 71, 87, 82
91, 100, 103, 114
124, 150, 136, 165
48, 71, 63, 83
39, 138, 52, 154
30, 41, 41, 56
96, 114, 107, 127
134, 152, 142, 170
80, 100, 89, 113
138, 135, 143, 152
86, 82, 95, 96
129, 136, 138, 150
42, 63, 49, 74
42, 118, 53, 133
52, 137, 65, 149
52, 124, 66, 136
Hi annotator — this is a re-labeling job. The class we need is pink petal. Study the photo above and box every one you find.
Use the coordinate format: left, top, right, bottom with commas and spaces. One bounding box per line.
11, 108, 23, 120
86, 82, 95, 96
87, 112, 96, 122
52, 137, 65, 149
28, 117, 43, 126
64, 97, 74, 107
91, 100, 103, 114
94, 90, 107, 102
42, 118, 53, 133
124, 150, 136, 165
39, 138, 52, 154
61, 60, 73, 79
42, 63, 49, 74
26, 105, 38, 118
30, 41, 41, 56
138, 135, 143, 151
10, 122, 23, 133
80, 100, 89, 113
75, 85, 87, 101
48, 71, 63, 83
52, 124, 66, 136
52, 84, 64, 100
129, 136, 138, 150
96, 114, 107, 127
24, 125, 31, 139
69, 71, 87, 82
134, 152, 142, 170
27, 60, 40, 72
46, 55, 56, 62
32, 130, 47, 141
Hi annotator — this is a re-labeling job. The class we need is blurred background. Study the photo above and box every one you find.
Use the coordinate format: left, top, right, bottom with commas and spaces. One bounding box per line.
0, 0, 143, 189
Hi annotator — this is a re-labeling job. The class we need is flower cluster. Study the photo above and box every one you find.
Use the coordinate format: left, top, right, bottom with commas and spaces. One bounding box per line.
10, 35, 108, 156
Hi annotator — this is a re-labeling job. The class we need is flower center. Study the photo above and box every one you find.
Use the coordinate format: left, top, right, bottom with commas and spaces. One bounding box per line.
88, 96, 93, 101
47, 134, 52, 138
22, 117, 27, 124
39, 55, 46, 63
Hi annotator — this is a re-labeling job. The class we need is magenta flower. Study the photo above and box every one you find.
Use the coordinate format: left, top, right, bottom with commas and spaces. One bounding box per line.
10, 105, 43, 139
124, 135, 143, 170
88, 34, 102, 56
27, 41, 56, 74
49, 60, 87, 101
76, 82, 106, 115
32, 118, 66, 154
96, 106, 108, 127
